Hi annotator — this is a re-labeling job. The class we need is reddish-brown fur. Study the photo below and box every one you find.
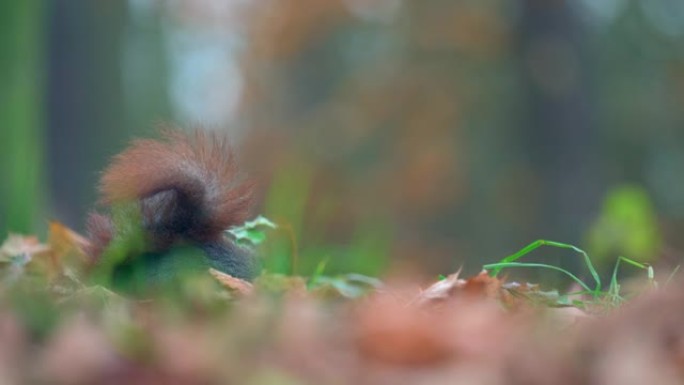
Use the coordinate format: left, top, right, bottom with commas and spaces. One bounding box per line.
84, 212, 114, 261
88, 129, 254, 258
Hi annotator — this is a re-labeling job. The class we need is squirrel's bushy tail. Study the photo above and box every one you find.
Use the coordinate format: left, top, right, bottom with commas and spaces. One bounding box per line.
98, 129, 254, 248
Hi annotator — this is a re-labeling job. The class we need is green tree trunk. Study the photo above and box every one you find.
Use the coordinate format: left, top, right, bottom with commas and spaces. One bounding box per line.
0, 0, 45, 236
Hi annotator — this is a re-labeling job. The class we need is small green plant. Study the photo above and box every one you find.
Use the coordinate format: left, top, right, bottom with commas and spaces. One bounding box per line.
484, 239, 655, 306
226, 216, 278, 247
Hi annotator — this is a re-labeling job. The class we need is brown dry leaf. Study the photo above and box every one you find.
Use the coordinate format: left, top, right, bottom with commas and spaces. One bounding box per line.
417, 270, 505, 306
581, 285, 684, 384
461, 270, 503, 300
546, 307, 590, 330
153, 322, 224, 382
355, 288, 516, 369
0, 313, 27, 385
416, 269, 465, 304
0, 234, 52, 284
209, 268, 254, 296
26, 222, 92, 281
270, 297, 342, 382
0, 233, 50, 262
355, 294, 456, 366
39, 315, 121, 385
499, 281, 538, 310
48, 221, 89, 264
0, 234, 52, 281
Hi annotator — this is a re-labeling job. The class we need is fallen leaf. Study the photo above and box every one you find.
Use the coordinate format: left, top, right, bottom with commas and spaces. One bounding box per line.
38, 315, 120, 384
209, 268, 254, 296
417, 269, 505, 305
462, 270, 502, 299
417, 269, 465, 304
546, 307, 590, 330
0, 234, 50, 263
355, 295, 456, 366
48, 221, 89, 264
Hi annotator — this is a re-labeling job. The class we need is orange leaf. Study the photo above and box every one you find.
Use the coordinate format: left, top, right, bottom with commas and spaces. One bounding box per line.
47, 221, 90, 263
209, 268, 254, 296
462, 270, 503, 300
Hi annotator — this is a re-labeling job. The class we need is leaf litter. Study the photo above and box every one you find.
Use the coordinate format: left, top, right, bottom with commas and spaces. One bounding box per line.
0, 226, 681, 384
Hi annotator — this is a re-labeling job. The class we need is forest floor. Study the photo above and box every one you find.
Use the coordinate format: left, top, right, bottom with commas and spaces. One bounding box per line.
0, 223, 682, 385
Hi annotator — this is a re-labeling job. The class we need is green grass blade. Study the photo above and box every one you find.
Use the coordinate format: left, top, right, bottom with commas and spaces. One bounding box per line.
490, 240, 546, 276
483, 262, 593, 293
617, 256, 647, 269
307, 258, 329, 289
608, 258, 623, 305
489, 240, 601, 292
541, 240, 601, 292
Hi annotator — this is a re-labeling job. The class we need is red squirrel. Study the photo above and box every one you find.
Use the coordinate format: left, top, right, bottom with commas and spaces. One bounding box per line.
85, 129, 258, 290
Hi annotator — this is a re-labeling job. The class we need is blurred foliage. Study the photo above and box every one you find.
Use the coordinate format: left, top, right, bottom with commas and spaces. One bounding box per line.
587, 185, 662, 264
3, 0, 684, 277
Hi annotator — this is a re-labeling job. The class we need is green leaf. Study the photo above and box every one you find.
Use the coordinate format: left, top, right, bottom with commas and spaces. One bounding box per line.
227, 215, 278, 246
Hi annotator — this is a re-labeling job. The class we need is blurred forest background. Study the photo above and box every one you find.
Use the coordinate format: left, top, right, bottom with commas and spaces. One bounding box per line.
2, 0, 683, 278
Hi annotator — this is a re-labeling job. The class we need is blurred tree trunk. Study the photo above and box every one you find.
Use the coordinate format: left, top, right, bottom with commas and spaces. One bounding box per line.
517, 0, 601, 272
0, 0, 45, 235
519, 1, 599, 236
47, 0, 127, 230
